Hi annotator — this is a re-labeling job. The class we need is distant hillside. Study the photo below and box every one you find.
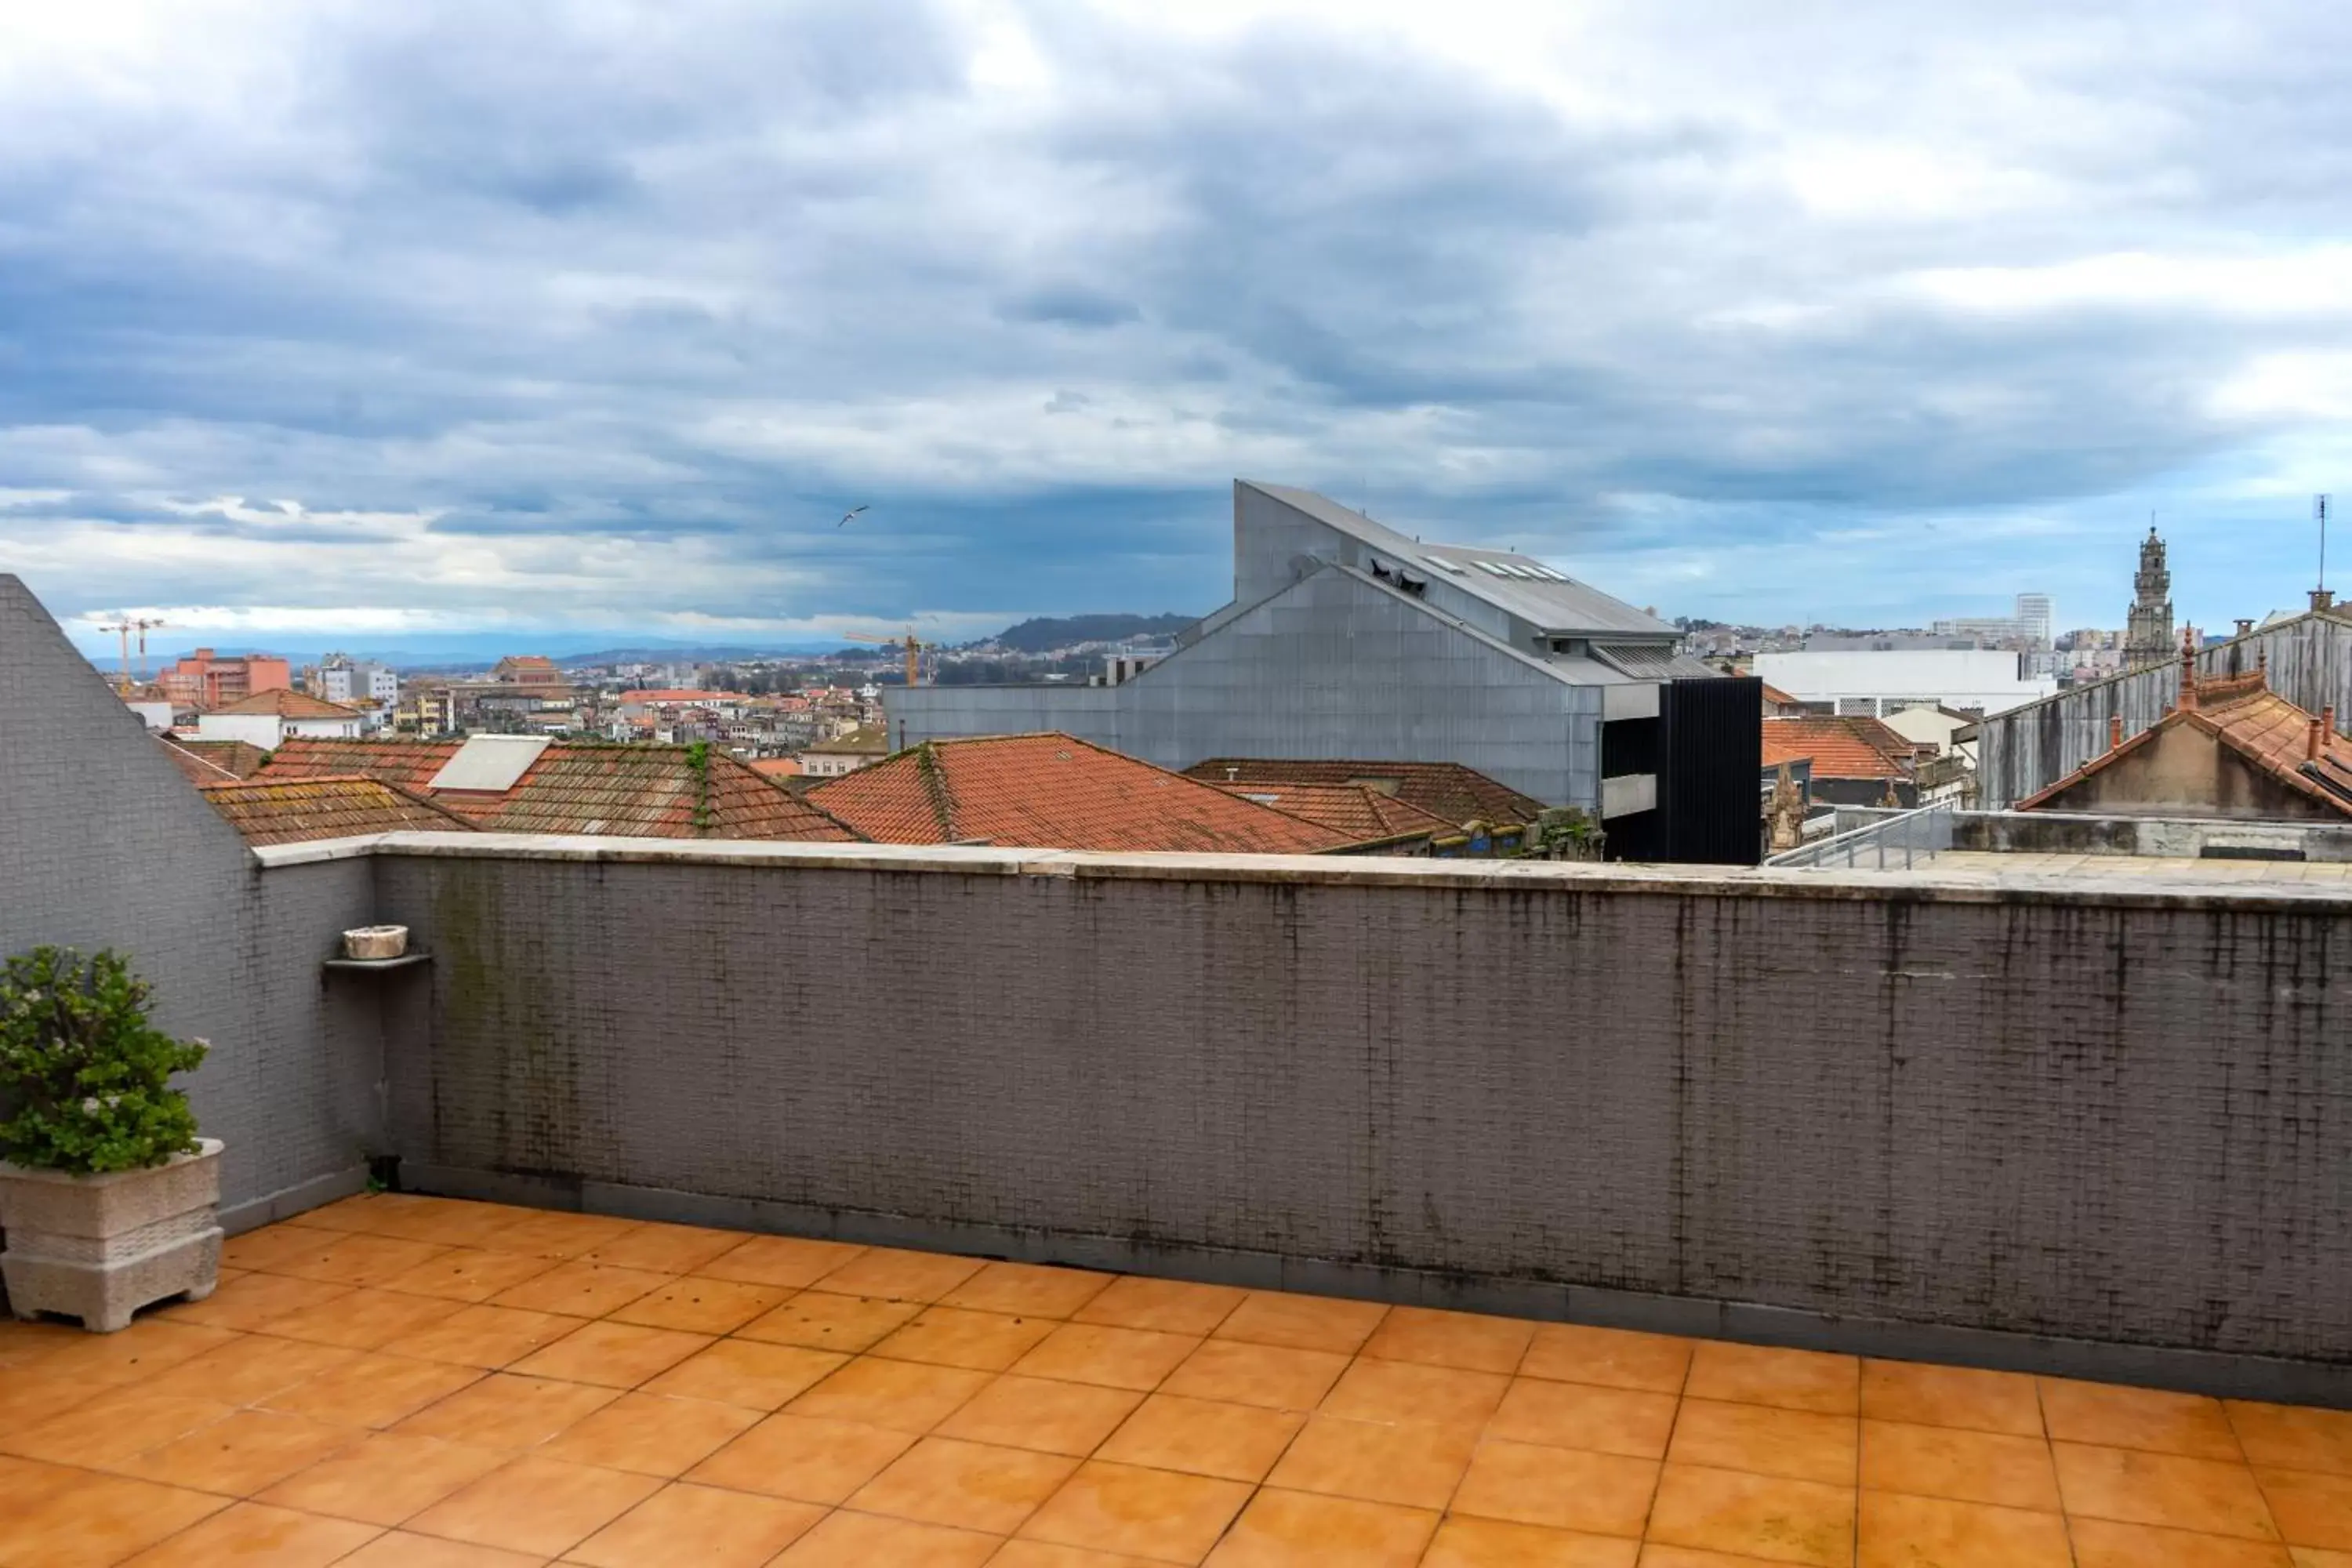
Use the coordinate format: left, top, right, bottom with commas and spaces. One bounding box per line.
989, 613, 1196, 653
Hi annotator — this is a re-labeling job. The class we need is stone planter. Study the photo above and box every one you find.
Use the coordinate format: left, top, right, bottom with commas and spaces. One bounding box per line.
342, 925, 409, 960
0, 1138, 223, 1332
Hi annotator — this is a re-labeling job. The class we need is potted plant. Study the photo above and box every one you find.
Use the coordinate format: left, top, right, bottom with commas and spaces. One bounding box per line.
0, 947, 220, 1332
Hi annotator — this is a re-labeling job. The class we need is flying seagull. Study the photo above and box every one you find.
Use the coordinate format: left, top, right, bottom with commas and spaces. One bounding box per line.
838, 505, 869, 528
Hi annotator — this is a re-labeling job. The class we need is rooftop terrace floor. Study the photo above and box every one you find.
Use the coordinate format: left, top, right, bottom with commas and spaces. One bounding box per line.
2, 1197, 2349, 1566
1798, 849, 2352, 891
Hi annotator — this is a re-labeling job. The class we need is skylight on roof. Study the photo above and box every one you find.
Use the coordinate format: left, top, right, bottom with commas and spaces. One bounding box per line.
1475, 561, 1511, 576
1425, 555, 1467, 575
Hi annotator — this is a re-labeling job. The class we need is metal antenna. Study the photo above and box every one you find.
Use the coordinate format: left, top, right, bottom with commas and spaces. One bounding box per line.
2318, 495, 2331, 594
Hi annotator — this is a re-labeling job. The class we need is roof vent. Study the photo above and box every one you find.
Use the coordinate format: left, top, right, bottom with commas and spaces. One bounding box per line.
427, 735, 552, 794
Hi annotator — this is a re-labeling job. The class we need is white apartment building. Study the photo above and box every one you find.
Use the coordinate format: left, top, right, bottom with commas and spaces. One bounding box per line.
1753, 649, 2057, 719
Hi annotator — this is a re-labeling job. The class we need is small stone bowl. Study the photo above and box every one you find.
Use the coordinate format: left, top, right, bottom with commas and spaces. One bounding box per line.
342, 925, 410, 961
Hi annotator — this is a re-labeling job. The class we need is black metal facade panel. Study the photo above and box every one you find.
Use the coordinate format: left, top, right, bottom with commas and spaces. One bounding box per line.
1661, 676, 1763, 866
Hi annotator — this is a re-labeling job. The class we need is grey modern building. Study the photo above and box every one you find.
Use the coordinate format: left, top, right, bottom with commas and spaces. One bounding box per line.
889, 481, 1757, 860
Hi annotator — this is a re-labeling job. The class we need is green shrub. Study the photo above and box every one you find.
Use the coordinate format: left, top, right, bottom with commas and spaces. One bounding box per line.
0, 948, 208, 1174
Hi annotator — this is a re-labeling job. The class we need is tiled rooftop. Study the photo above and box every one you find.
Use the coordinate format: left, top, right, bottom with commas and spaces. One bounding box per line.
1180, 759, 1547, 829
4, 1196, 2347, 1566
257, 739, 859, 843
2016, 671, 2352, 817
1207, 781, 1457, 844
1760, 717, 1916, 782
811, 734, 1356, 854
197, 775, 477, 846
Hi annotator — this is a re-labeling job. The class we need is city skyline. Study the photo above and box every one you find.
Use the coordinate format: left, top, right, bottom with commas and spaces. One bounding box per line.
5, 2, 2351, 646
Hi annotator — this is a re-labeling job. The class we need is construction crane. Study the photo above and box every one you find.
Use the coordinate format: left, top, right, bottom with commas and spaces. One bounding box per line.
95, 616, 168, 693
841, 627, 927, 687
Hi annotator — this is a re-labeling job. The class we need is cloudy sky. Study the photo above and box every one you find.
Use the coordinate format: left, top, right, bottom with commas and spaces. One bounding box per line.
5, 0, 2350, 656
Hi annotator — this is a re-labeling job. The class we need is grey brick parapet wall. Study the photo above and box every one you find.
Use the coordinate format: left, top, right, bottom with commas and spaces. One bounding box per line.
281, 831, 2352, 1403
0, 577, 379, 1226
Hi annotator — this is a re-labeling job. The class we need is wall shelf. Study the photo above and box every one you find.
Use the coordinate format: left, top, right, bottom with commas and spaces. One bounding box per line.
321, 953, 432, 974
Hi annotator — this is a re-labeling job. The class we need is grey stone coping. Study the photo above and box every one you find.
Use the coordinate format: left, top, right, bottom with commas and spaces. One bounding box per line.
247, 829, 2352, 913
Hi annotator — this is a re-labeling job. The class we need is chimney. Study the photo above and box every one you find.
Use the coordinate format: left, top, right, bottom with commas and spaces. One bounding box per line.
2176, 627, 2198, 711
2326, 706, 2338, 751
2235, 618, 2255, 637
1224, 766, 1240, 782
2109, 713, 2124, 752
2314, 588, 2337, 612
2310, 717, 2325, 762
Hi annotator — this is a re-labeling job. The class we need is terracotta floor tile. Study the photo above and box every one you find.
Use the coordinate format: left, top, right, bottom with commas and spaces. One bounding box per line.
0, 1452, 80, 1510
291, 1192, 441, 1235
376, 1247, 560, 1305
260, 1287, 469, 1352
699, 1235, 869, 1289
508, 1319, 712, 1388
487, 1260, 673, 1319
641, 1337, 847, 1409
787, 1356, 992, 1432
0, 1318, 82, 1369
1421, 1515, 1642, 1566
1202, 1487, 1436, 1566
1665, 1400, 1856, 1486
575, 1221, 751, 1276
1360, 1306, 1536, 1375
539, 1391, 762, 1475
407, 1454, 662, 1555
873, 1305, 1063, 1371
686, 1411, 917, 1503
256, 1430, 510, 1525
1075, 1276, 1247, 1338
1319, 1356, 1509, 1429
1159, 1339, 1352, 1411
118, 1498, 382, 1565
379, 1303, 580, 1368
1684, 1345, 1859, 1417
1490, 1377, 1679, 1460
364, 1201, 546, 1252
267, 1232, 453, 1289
2052, 1441, 2281, 1541
225, 1223, 347, 1273
0, 1366, 93, 1430
935, 1373, 1145, 1456
989, 1543, 1170, 1568
605, 1276, 790, 1335
2293, 1547, 2352, 1567
1645, 1463, 1857, 1567
259, 1352, 484, 1428
940, 1261, 1117, 1320
114, 1407, 361, 1494
0, 1469, 231, 1568
1097, 1393, 1305, 1483
1014, 1458, 1253, 1562
2068, 1517, 2300, 1567
737, 1289, 925, 1352
1451, 1439, 1660, 1537
393, 1371, 622, 1448
817, 1246, 991, 1303
467, 1210, 644, 1261
2039, 1376, 2244, 1460
848, 1433, 1080, 1532
1519, 1325, 1693, 1395
1858, 1360, 2042, 1438
1858, 1418, 2057, 1511
1212, 1290, 1388, 1355
29, 1317, 239, 1388
1634, 1550, 1820, 1568
143, 1334, 358, 1405
2232, 1402, 2352, 1478
1855, 1490, 2067, 1567
2260, 1467, 2352, 1552
157, 1270, 357, 1332
771, 1508, 1000, 1566
566, 1480, 824, 1567
1263, 1412, 1476, 1508
2, 1388, 237, 1466
1013, 1323, 1203, 1391
333, 1532, 547, 1567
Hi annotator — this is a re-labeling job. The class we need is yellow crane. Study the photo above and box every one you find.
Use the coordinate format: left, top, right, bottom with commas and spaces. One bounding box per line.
842, 627, 927, 687
95, 616, 168, 693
